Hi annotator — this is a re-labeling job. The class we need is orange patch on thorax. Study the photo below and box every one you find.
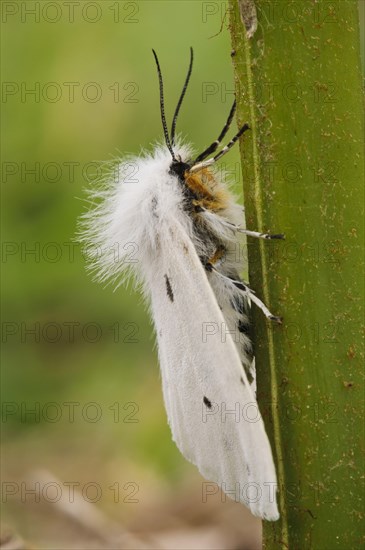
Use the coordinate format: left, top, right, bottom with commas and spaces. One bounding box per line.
184, 168, 228, 211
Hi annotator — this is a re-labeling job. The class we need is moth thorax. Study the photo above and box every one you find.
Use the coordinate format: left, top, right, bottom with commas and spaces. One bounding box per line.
184, 169, 228, 212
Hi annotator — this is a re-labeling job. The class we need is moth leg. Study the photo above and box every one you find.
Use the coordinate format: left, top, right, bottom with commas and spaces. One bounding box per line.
204, 246, 227, 268
239, 229, 285, 240
199, 212, 285, 240
212, 269, 282, 324
244, 288, 282, 324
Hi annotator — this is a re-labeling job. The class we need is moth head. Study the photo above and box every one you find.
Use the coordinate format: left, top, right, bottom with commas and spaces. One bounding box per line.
169, 158, 191, 180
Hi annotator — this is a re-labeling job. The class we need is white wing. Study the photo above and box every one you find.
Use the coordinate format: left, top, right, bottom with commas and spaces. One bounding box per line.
79, 145, 279, 520
148, 220, 279, 521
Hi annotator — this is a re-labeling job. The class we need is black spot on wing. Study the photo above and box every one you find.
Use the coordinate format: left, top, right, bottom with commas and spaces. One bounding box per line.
203, 396, 212, 409
164, 274, 174, 302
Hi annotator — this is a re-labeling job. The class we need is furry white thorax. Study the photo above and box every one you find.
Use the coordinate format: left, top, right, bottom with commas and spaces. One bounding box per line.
80, 141, 244, 287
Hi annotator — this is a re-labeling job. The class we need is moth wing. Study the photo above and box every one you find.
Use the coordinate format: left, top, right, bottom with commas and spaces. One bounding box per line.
149, 221, 279, 521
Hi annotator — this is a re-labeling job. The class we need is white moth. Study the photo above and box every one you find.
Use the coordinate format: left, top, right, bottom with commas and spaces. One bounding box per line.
79, 49, 283, 521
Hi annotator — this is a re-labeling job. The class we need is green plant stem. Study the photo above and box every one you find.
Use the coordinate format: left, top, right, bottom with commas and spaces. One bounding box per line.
229, 0, 364, 547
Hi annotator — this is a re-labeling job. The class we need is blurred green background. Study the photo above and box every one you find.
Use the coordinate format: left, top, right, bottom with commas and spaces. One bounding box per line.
2, 1, 257, 548
2, 1, 364, 548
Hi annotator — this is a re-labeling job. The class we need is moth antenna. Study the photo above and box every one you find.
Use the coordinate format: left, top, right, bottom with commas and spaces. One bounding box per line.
170, 47, 194, 146
190, 122, 250, 172
152, 49, 176, 160
193, 100, 236, 164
